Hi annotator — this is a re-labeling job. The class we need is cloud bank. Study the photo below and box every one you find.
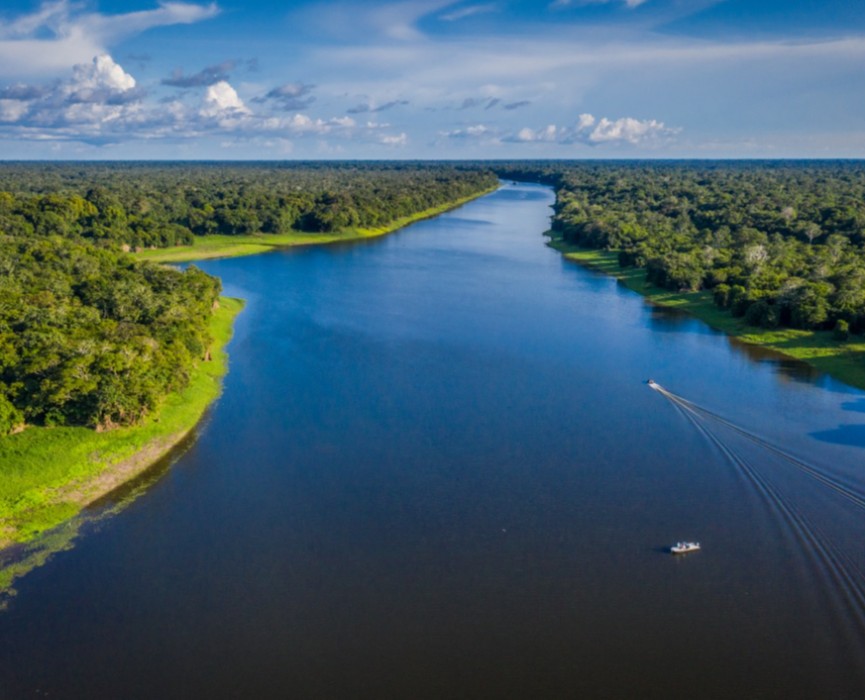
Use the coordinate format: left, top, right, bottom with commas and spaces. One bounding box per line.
0, 1, 220, 77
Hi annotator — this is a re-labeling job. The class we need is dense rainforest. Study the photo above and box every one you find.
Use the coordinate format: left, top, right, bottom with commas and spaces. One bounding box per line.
0, 237, 220, 434
0, 162, 498, 248
5, 159, 865, 435
0, 163, 497, 434
494, 161, 865, 336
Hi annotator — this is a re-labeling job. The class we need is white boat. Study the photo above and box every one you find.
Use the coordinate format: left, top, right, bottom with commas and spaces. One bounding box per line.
670, 541, 700, 554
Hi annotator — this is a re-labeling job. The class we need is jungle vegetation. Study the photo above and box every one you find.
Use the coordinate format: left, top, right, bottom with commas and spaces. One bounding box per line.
0, 162, 498, 249
0, 162, 497, 435
494, 161, 865, 337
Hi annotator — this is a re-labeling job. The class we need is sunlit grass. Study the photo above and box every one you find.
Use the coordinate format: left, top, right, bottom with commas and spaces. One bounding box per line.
135, 188, 497, 264
0, 297, 244, 547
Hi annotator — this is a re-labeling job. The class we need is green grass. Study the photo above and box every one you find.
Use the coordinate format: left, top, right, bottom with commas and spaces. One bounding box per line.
0, 296, 244, 548
550, 238, 865, 391
135, 188, 497, 264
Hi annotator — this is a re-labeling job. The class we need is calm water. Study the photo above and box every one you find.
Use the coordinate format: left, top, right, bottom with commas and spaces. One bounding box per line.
2, 183, 865, 698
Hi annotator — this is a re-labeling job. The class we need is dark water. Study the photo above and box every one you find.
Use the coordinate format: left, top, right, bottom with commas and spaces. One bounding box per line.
3, 183, 865, 699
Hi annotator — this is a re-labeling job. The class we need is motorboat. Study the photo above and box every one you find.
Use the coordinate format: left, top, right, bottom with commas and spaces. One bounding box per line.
670, 541, 700, 554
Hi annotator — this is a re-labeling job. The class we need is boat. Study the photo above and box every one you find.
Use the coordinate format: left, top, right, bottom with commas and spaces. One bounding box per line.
670, 541, 700, 554
646, 378, 659, 389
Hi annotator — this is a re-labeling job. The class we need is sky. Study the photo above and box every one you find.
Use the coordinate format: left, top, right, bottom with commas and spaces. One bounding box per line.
0, 0, 864, 159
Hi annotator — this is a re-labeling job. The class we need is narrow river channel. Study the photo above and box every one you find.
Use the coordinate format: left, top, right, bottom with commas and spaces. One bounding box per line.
2, 183, 865, 698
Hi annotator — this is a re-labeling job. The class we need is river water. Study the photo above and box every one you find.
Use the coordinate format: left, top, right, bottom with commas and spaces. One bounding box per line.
2, 183, 865, 698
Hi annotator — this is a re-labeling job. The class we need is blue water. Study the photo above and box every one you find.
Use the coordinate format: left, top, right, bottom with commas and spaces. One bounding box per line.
2, 183, 865, 698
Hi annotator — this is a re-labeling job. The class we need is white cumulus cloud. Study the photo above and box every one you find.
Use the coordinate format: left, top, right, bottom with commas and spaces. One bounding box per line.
506, 113, 678, 146
201, 80, 250, 118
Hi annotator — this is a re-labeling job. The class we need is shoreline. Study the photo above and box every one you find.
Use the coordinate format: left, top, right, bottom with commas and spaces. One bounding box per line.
0, 186, 499, 551
0, 297, 244, 550
0, 187, 500, 551
550, 238, 865, 392
135, 186, 499, 264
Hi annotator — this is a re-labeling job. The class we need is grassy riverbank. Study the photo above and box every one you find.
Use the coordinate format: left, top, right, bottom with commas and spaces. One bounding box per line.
136, 187, 498, 264
550, 238, 865, 391
0, 297, 243, 549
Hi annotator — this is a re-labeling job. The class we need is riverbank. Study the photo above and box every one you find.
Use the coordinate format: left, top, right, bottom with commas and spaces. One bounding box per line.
550, 238, 865, 391
135, 187, 499, 264
0, 297, 244, 549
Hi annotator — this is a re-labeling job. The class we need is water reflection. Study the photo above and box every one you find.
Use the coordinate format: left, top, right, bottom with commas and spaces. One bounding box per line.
0, 426, 201, 607
646, 304, 716, 334
644, 295, 822, 383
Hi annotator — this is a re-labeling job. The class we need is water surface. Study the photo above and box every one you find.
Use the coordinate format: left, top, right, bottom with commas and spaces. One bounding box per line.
2, 183, 865, 699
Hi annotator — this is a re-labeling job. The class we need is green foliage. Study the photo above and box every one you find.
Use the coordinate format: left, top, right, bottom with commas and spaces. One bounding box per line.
0, 163, 498, 247
495, 161, 865, 335
0, 298, 243, 547
0, 389, 23, 436
0, 236, 220, 429
834, 319, 850, 341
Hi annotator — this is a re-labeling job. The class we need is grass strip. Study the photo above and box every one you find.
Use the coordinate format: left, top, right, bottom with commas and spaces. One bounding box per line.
135, 188, 498, 264
0, 297, 244, 548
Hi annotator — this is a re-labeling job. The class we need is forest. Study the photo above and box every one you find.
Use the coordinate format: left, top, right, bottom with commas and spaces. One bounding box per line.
494, 161, 865, 336
0, 162, 498, 249
5, 159, 865, 436
0, 162, 497, 434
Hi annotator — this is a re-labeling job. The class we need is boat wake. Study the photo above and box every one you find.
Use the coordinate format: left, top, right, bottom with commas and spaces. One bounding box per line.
648, 381, 865, 513
649, 380, 865, 650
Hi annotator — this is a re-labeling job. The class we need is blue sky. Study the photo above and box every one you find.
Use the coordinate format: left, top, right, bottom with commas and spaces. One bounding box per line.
0, 0, 863, 159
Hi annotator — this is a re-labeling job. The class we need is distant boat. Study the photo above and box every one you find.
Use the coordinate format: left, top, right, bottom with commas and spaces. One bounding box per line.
670, 541, 700, 554
646, 378, 659, 389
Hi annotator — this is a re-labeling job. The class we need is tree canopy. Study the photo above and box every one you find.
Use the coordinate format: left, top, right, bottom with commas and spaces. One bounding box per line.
0, 162, 497, 434
494, 161, 865, 334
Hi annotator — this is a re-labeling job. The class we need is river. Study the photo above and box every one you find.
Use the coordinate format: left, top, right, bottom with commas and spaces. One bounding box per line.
2, 183, 865, 698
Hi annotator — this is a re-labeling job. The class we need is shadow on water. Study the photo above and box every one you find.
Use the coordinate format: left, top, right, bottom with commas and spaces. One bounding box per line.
0, 423, 205, 610
842, 399, 865, 414
811, 424, 865, 448
646, 305, 717, 335
436, 216, 494, 227
646, 303, 824, 385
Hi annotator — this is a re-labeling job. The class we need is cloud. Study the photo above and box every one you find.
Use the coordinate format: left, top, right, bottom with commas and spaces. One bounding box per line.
0, 1, 220, 77
163, 61, 235, 88
551, 0, 649, 9
439, 3, 499, 21
200, 80, 250, 119
347, 99, 409, 114
297, 0, 454, 42
0, 54, 144, 140
439, 123, 497, 139
254, 82, 316, 111
379, 132, 408, 146
505, 112, 678, 145
0, 84, 49, 101
459, 96, 502, 110
0, 53, 416, 151
587, 115, 675, 143
455, 96, 530, 111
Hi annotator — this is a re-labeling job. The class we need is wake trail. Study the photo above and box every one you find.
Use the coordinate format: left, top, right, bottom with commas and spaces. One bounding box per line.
650, 382, 865, 513
669, 393, 865, 634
